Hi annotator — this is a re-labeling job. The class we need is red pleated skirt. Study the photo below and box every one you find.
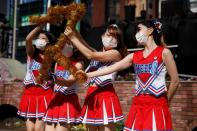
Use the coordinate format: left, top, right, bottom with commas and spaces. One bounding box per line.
80, 84, 124, 125
43, 92, 81, 124
17, 85, 53, 118
124, 94, 173, 131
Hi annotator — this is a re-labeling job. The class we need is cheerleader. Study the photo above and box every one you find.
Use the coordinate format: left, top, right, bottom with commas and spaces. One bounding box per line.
17, 25, 57, 131
43, 44, 83, 131
84, 20, 180, 131
64, 24, 127, 131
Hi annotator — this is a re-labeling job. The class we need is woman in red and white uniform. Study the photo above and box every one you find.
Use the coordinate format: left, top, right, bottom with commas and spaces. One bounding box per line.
43, 44, 83, 131
85, 20, 180, 131
65, 24, 128, 131
17, 25, 56, 131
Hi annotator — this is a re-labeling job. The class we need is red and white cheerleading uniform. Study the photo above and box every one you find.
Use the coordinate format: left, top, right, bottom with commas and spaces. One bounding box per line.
80, 60, 124, 125
17, 55, 53, 119
43, 63, 81, 124
124, 46, 173, 131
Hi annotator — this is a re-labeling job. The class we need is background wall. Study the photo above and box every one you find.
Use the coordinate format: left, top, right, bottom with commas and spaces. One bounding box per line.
0, 81, 196, 131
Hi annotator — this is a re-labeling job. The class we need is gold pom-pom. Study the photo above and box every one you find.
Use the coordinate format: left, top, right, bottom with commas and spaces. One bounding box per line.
69, 66, 77, 74
36, 73, 48, 84
31, 3, 86, 83
74, 71, 88, 84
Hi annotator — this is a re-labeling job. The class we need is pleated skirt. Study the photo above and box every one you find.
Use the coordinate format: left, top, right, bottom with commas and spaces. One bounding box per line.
17, 85, 53, 118
43, 92, 81, 124
80, 85, 124, 125
124, 94, 173, 131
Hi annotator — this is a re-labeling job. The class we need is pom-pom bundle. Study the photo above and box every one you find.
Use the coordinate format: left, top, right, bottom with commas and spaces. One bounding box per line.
29, 3, 87, 84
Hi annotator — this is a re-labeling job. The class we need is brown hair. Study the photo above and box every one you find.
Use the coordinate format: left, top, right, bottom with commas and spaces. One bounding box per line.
107, 24, 128, 58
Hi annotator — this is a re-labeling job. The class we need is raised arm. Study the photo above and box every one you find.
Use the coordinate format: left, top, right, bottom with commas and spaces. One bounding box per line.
26, 24, 44, 57
55, 62, 84, 87
87, 53, 133, 78
162, 48, 179, 101
64, 27, 121, 62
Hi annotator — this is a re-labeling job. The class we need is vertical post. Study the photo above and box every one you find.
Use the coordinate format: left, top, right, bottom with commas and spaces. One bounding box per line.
46, 0, 51, 31
75, 0, 81, 3
75, 0, 81, 31
12, 0, 17, 59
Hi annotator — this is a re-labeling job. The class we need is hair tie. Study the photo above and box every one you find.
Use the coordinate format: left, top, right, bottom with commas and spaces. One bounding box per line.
153, 21, 162, 34
110, 24, 120, 30
111, 24, 118, 27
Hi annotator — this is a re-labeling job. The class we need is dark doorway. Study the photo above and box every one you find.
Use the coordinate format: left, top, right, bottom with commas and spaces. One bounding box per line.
0, 104, 17, 121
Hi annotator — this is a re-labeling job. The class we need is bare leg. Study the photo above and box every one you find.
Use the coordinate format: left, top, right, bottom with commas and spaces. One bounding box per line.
98, 123, 115, 131
26, 118, 35, 131
86, 125, 98, 131
55, 123, 70, 131
35, 118, 45, 131
45, 122, 56, 131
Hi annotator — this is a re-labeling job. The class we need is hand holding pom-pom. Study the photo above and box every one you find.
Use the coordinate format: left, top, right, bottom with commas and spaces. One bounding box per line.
31, 3, 86, 83
64, 26, 75, 39
64, 26, 80, 39
45, 69, 56, 87
74, 70, 87, 84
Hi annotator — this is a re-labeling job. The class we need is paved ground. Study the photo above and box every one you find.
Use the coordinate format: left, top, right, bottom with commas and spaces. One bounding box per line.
0, 117, 26, 131
0, 129, 25, 131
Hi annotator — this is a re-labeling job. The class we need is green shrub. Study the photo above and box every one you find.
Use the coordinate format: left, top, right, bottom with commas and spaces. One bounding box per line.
71, 124, 87, 131
71, 122, 124, 131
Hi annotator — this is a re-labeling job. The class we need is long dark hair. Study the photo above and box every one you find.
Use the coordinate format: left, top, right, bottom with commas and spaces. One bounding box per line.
33, 31, 57, 57
136, 19, 166, 47
107, 24, 128, 58
40, 30, 57, 45
34, 31, 57, 71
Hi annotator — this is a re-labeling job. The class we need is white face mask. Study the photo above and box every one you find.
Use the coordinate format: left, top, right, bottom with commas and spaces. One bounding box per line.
62, 44, 73, 57
135, 32, 148, 45
34, 39, 47, 50
102, 36, 118, 48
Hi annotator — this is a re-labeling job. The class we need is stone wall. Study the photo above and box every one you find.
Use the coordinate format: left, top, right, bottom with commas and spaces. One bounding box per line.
0, 81, 196, 131
0, 81, 24, 108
